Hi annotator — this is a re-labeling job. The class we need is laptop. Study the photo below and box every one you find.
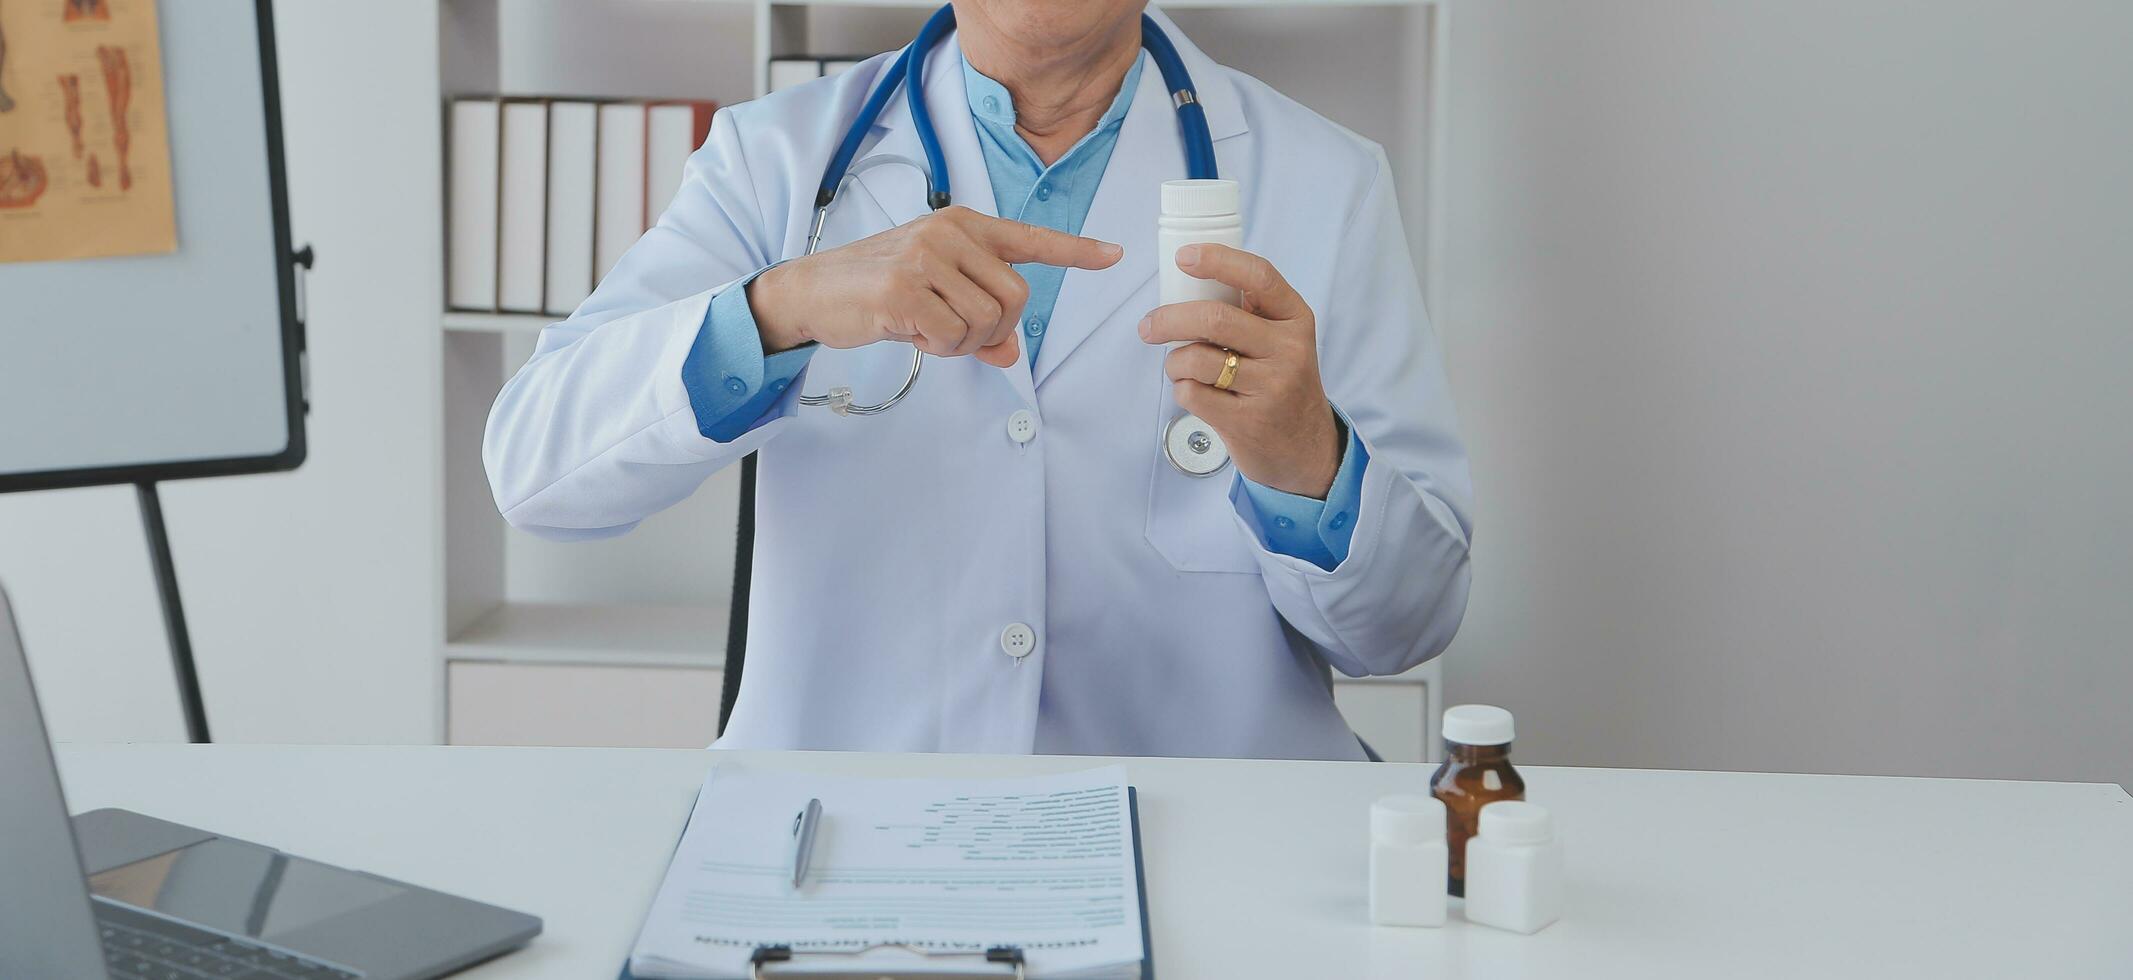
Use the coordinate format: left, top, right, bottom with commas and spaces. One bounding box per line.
0, 583, 541, 980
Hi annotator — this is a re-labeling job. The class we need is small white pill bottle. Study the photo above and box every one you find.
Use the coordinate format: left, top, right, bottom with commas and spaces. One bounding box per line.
1461, 800, 1565, 935
1157, 179, 1243, 313
1368, 794, 1448, 927
1155, 179, 1243, 477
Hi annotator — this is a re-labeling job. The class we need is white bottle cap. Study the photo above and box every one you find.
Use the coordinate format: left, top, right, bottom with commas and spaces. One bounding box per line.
1442, 704, 1515, 746
1370, 794, 1446, 844
1478, 801, 1553, 844
1161, 178, 1239, 217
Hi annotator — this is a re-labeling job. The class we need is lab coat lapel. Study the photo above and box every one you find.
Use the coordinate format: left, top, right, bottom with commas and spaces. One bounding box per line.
1034, 10, 1249, 387
857, 35, 1039, 410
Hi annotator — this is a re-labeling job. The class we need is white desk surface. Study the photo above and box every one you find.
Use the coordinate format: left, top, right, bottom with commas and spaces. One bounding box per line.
53, 745, 2133, 979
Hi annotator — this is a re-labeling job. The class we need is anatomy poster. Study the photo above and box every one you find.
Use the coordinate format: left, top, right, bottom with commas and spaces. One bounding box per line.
0, 0, 176, 264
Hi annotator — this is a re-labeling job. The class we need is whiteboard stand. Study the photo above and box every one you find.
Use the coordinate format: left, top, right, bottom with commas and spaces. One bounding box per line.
134, 482, 210, 742
131, 242, 316, 744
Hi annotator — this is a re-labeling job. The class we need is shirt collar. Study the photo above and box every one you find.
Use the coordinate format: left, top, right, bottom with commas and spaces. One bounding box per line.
960, 48, 1146, 133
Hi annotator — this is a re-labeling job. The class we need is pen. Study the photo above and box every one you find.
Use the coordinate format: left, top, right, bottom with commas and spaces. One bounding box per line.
789, 798, 823, 890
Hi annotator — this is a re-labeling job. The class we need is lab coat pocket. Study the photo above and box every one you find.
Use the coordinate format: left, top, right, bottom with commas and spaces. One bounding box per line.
1145, 431, 1261, 575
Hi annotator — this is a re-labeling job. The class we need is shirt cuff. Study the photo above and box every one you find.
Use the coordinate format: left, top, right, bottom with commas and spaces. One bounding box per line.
1238, 422, 1370, 571
681, 267, 815, 443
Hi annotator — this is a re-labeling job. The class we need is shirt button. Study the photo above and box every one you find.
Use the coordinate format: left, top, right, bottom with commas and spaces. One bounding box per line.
769, 379, 789, 394
722, 376, 748, 395
1024, 315, 1046, 337
982, 95, 1000, 114
1330, 511, 1350, 530
1000, 623, 1037, 659
1006, 409, 1038, 445
1035, 182, 1052, 202
1274, 515, 1296, 530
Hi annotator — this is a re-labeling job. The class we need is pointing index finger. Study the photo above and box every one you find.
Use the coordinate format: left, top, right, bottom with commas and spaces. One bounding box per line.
973, 214, 1124, 270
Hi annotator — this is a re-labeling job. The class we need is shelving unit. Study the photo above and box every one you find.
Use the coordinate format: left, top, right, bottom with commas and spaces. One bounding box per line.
441, 311, 550, 335
435, 0, 1446, 758
446, 601, 728, 669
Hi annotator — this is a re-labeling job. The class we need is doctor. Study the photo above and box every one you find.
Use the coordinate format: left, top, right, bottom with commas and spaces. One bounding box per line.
484, 1, 1472, 760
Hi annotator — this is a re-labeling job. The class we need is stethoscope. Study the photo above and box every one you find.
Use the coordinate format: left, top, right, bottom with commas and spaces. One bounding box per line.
796, 5, 1232, 477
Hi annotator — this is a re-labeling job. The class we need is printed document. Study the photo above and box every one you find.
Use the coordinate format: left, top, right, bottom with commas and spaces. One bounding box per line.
628, 765, 1146, 979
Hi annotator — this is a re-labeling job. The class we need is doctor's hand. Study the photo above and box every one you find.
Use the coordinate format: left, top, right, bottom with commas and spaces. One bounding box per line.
1141, 243, 1345, 499
747, 206, 1123, 369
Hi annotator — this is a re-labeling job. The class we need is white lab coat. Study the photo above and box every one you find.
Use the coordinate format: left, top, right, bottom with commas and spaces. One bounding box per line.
483, 12, 1472, 761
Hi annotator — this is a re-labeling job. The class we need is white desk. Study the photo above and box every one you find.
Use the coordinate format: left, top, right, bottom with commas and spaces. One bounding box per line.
53, 745, 2133, 979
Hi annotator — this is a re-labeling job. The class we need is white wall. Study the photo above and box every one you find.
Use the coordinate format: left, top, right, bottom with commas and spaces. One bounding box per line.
1439, 1, 2133, 789
0, 1, 444, 745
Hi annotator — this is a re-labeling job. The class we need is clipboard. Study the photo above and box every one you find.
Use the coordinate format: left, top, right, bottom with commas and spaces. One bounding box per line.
618, 787, 1155, 980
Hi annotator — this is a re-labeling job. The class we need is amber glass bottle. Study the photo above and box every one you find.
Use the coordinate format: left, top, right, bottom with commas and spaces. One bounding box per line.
1428, 704, 1524, 897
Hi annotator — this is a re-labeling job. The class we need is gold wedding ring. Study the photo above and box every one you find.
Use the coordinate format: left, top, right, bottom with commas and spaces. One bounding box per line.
1214, 350, 1240, 391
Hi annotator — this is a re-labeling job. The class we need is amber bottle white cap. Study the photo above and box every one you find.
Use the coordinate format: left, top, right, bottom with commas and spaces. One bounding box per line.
1442, 704, 1515, 746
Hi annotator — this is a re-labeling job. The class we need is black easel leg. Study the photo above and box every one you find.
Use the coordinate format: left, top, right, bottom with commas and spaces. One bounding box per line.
136, 482, 210, 743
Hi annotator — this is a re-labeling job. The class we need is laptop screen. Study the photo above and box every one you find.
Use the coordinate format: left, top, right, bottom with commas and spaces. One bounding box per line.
0, 585, 110, 978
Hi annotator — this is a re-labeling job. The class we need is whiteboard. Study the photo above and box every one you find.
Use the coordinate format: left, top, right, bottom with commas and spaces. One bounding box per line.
0, 0, 303, 491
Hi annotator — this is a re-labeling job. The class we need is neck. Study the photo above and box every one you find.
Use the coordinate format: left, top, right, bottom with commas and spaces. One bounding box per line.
959, 16, 1141, 165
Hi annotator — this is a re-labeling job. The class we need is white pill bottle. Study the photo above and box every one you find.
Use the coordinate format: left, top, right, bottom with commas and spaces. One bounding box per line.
1157, 179, 1243, 312
1462, 800, 1566, 935
1369, 794, 1449, 928
1156, 178, 1243, 477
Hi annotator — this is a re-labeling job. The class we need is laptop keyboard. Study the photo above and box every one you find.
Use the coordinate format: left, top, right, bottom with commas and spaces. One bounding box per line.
95, 899, 361, 979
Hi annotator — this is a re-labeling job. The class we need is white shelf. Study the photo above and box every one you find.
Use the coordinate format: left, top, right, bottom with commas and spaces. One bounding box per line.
443, 311, 553, 335
445, 600, 730, 669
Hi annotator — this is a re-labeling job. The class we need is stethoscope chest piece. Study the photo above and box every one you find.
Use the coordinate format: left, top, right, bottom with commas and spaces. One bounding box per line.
1164, 412, 1231, 476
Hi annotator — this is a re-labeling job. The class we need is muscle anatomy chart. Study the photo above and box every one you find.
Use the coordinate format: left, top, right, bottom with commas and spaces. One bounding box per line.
58, 74, 82, 155
0, 13, 16, 112
63, 0, 110, 23
94, 44, 129, 189
0, 0, 173, 262
0, 148, 44, 207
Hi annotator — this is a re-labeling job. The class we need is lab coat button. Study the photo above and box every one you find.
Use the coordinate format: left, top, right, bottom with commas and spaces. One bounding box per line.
1006, 410, 1038, 445
1000, 623, 1037, 659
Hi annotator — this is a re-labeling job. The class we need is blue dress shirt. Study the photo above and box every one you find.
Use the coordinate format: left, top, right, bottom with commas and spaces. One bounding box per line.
962, 53, 1141, 364
680, 51, 1368, 569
